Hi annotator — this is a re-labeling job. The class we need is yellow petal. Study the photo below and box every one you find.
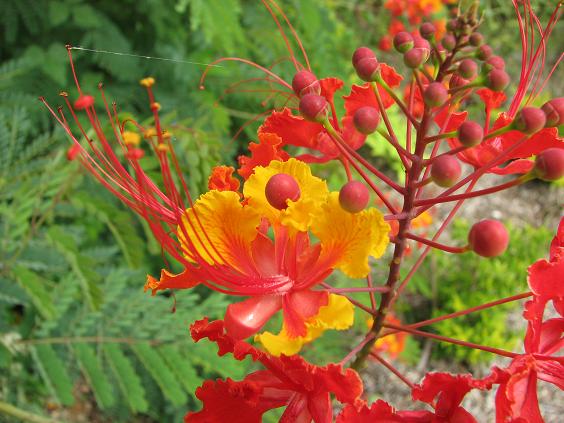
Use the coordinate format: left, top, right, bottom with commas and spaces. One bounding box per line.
311, 192, 390, 279
256, 294, 354, 356
178, 190, 260, 271
243, 158, 328, 232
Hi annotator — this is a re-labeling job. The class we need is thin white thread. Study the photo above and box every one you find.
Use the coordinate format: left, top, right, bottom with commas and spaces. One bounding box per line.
69, 46, 223, 68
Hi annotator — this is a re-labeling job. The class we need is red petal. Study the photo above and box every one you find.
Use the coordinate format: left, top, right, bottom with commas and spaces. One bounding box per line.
476, 88, 507, 110
208, 165, 240, 191
320, 77, 344, 104
259, 108, 324, 149
435, 109, 468, 133
238, 132, 290, 180
224, 295, 282, 340
527, 251, 564, 299
144, 268, 200, 295
538, 318, 564, 355
549, 217, 564, 260
184, 377, 272, 423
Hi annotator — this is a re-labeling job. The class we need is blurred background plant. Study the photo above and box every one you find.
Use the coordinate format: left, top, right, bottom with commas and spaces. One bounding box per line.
0, 0, 562, 422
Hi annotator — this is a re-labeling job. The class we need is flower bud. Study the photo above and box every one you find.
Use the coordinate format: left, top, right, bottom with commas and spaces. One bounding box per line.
420, 22, 436, 40
424, 82, 448, 107
352, 46, 375, 67
457, 121, 483, 147
458, 59, 478, 79
514, 107, 546, 134
485, 56, 505, 70
353, 107, 380, 134
534, 148, 564, 181
449, 74, 469, 90
393, 32, 414, 53
486, 69, 510, 92
74, 94, 94, 110
468, 219, 509, 257
476, 45, 493, 60
431, 155, 461, 187
446, 19, 458, 32
442, 34, 456, 51
414, 37, 431, 62
299, 94, 327, 122
265, 173, 301, 210
292, 70, 320, 97
541, 98, 564, 127
339, 181, 370, 213
404, 48, 425, 68
354, 57, 380, 81
469, 32, 483, 46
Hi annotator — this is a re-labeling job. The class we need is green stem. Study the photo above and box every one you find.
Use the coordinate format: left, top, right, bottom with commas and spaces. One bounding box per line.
0, 401, 63, 423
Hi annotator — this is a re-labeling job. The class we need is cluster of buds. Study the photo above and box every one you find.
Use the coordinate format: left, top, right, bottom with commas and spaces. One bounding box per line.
43, 0, 563, 421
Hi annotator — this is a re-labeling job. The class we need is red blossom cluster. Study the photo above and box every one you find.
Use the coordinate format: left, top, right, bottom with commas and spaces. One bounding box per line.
42, 0, 564, 421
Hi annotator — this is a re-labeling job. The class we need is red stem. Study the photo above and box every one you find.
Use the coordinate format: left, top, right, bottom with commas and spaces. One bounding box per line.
405, 233, 468, 254
370, 352, 416, 390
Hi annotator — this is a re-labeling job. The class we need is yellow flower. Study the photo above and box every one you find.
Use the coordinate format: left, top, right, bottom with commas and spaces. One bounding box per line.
243, 158, 328, 232
255, 294, 354, 356
311, 192, 390, 279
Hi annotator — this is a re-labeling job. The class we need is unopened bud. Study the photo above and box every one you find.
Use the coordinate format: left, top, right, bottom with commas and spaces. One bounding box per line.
424, 83, 448, 107
476, 45, 493, 60
292, 70, 320, 97
442, 34, 456, 51
339, 181, 370, 213
414, 37, 431, 62
541, 98, 564, 127
352, 47, 379, 81
446, 19, 459, 32
514, 107, 547, 134
468, 219, 509, 258
404, 48, 426, 68
486, 69, 510, 92
449, 74, 469, 90
469, 32, 483, 46
353, 107, 380, 134
265, 173, 301, 210
457, 121, 483, 147
534, 148, 564, 181
485, 56, 505, 71
420, 22, 436, 40
458, 59, 478, 79
299, 94, 327, 122
431, 155, 461, 187
393, 32, 414, 53
74, 94, 94, 110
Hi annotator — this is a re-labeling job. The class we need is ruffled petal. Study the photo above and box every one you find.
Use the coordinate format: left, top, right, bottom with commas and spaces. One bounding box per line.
259, 108, 324, 150
237, 132, 290, 180
224, 295, 282, 340
207, 165, 240, 192
320, 77, 344, 104
311, 193, 390, 278
243, 159, 329, 232
179, 190, 260, 272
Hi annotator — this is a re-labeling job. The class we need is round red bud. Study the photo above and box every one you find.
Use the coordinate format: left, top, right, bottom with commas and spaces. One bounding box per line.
299, 94, 327, 122
469, 32, 483, 46
393, 32, 414, 53
413, 37, 431, 61
446, 19, 458, 32
449, 74, 469, 90
352, 47, 375, 67
404, 48, 426, 68
431, 155, 462, 187
353, 107, 380, 134
292, 70, 320, 97
354, 57, 380, 81
339, 181, 370, 213
74, 94, 94, 110
514, 107, 547, 134
486, 69, 510, 92
442, 34, 456, 51
457, 121, 483, 147
486, 56, 505, 70
424, 82, 448, 107
468, 219, 509, 258
477, 44, 493, 60
458, 59, 478, 79
534, 148, 564, 181
541, 98, 564, 127
265, 173, 301, 210
420, 22, 436, 40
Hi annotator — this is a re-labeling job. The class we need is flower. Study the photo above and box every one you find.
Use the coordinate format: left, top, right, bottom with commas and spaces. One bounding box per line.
186, 318, 364, 423
208, 165, 240, 192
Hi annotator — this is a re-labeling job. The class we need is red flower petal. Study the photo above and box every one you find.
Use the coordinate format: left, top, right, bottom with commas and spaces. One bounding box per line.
282, 290, 329, 338
224, 295, 282, 340
549, 217, 564, 260
238, 132, 290, 180
527, 250, 564, 300
259, 108, 324, 149
320, 77, 344, 104
208, 165, 240, 191
476, 88, 507, 110
144, 268, 200, 295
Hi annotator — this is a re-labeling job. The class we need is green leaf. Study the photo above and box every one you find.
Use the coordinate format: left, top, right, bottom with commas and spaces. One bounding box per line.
158, 344, 200, 397
12, 266, 56, 320
48, 1, 70, 27
103, 343, 148, 413
72, 343, 115, 410
131, 342, 187, 406
31, 345, 74, 406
